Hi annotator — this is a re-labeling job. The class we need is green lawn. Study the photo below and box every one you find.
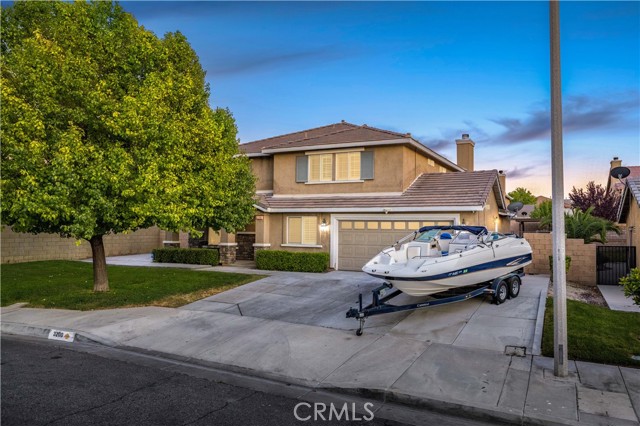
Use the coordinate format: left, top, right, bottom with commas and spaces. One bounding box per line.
542, 297, 640, 367
1, 261, 264, 310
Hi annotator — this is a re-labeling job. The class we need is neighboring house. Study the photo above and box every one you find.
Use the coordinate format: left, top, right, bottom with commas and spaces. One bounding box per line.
509, 204, 538, 236
213, 121, 510, 271
616, 177, 640, 267
536, 196, 551, 205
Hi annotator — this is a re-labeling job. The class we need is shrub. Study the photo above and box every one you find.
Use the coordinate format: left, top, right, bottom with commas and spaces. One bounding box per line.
620, 268, 640, 306
152, 248, 219, 266
255, 250, 329, 273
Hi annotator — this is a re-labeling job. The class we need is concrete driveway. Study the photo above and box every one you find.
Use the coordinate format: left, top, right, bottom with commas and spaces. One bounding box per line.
180, 270, 548, 355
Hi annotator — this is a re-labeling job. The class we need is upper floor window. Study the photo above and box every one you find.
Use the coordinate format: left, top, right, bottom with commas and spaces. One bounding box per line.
297, 150, 373, 183
309, 154, 333, 182
335, 152, 361, 181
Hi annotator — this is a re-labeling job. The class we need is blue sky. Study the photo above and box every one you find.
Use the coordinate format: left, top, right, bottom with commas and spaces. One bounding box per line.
123, 1, 638, 196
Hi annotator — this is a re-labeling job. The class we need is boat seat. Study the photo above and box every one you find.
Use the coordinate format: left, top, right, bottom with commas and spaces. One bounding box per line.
438, 233, 453, 256
407, 246, 421, 259
406, 242, 437, 259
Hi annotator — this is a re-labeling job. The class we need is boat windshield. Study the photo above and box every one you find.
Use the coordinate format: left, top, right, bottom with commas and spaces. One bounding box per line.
414, 229, 441, 242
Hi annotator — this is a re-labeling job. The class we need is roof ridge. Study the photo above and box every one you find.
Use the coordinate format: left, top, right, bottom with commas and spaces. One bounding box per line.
241, 121, 359, 146
358, 123, 410, 139
269, 126, 364, 149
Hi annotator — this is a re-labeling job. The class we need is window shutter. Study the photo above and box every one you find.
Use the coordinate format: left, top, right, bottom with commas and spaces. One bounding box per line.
296, 156, 308, 183
360, 151, 374, 180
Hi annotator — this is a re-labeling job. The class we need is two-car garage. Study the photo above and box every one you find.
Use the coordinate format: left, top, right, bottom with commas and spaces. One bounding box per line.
335, 218, 455, 271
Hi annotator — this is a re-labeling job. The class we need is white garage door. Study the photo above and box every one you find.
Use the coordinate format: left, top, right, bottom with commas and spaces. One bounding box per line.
337, 219, 454, 271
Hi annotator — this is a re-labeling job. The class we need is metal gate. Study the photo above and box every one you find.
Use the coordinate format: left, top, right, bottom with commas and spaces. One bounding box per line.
596, 246, 636, 285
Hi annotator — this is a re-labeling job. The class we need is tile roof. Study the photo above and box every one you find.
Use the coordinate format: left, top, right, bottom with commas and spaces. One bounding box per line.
617, 177, 640, 223
240, 120, 463, 171
262, 126, 410, 152
240, 122, 358, 154
256, 170, 504, 212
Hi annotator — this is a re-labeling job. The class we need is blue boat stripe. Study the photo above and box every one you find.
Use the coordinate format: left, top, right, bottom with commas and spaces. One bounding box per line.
368, 254, 532, 282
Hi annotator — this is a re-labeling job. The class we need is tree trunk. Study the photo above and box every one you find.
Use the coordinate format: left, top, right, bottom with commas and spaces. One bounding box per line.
90, 235, 109, 292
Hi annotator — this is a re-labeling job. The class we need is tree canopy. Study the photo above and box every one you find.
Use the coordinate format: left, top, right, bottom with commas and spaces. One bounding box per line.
1, 1, 256, 291
507, 187, 537, 205
569, 181, 620, 222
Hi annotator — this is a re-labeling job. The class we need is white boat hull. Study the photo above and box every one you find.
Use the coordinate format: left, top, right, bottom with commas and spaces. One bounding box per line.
362, 234, 532, 297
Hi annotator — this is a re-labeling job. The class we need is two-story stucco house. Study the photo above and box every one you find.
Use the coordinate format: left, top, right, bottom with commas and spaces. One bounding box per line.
213, 121, 510, 271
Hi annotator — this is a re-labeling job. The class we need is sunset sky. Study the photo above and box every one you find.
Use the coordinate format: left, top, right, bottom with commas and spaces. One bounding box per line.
121, 1, 639, 196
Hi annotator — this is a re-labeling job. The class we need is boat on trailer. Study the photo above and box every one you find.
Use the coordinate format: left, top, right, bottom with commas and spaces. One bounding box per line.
361, 225, 533, 297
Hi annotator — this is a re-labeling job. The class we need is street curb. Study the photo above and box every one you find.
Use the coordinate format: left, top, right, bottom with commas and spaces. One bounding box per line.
3, 326, 590, 426
532, 287, 548, 356
0, 318, 624, 426
1, 321, 119, 347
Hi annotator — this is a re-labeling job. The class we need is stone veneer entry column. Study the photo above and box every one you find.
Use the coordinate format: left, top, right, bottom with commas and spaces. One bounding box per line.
218, 230, 237, 264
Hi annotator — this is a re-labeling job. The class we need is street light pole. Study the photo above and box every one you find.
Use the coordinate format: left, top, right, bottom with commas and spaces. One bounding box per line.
550, 0, 568, 377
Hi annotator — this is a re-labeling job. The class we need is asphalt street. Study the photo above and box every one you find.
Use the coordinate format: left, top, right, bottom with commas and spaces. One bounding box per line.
1, 336, 495, 426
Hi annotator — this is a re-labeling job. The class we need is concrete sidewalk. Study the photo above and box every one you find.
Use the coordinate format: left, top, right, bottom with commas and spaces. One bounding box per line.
598, 285, 640, 313
2, 269, 639, 425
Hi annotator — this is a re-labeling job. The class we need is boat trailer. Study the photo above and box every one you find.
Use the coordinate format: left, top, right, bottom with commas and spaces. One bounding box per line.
346, 270, 524, 336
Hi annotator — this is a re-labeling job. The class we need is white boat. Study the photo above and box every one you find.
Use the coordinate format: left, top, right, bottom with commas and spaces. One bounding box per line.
361, 226, 532, 297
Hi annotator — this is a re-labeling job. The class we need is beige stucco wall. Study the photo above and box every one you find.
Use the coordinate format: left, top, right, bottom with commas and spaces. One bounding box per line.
250, 157, 274, 191
459, 189, 509, 233
523, 232, 597, 286
401, 146, 453, 190
267, 145, 459, 196
271, 146, 405, 195
1, 227, 164, 264
266, 213, 330, 253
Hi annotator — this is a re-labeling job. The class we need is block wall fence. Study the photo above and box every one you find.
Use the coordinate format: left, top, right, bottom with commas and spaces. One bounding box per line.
523, 232, 596, 286
1, 227, 165, 264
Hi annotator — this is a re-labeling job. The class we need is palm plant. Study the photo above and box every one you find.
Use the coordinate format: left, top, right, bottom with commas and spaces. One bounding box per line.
530, 203, 620, 243
565, 207, 620, 243
531, 200, 552, 230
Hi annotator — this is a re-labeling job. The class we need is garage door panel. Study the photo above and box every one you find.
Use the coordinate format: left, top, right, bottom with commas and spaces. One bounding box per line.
337, 219, 453, 271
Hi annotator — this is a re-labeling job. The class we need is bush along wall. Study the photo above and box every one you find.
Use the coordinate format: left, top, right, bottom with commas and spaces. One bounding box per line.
255, 250, 329, 273
152, 248, 219, 266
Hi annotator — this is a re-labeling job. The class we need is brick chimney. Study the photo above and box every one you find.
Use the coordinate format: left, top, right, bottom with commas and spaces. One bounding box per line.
456, 134, 475, 171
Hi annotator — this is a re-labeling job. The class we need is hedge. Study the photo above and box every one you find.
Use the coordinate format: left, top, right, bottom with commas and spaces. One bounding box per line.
255, 250, 329, 273
152, 248, 219, 266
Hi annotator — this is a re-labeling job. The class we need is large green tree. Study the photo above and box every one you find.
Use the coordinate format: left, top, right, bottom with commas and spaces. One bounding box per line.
507, 187, 537, 205
1, 1, 256, 291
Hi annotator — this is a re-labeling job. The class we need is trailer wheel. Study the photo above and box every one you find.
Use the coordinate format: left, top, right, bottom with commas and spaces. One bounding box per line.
494, 281, 509, 305
508, 276, 521, 298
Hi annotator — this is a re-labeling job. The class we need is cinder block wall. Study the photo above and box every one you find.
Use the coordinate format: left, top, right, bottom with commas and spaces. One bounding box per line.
1, 227, 164, 264
523, 232, 597, 286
